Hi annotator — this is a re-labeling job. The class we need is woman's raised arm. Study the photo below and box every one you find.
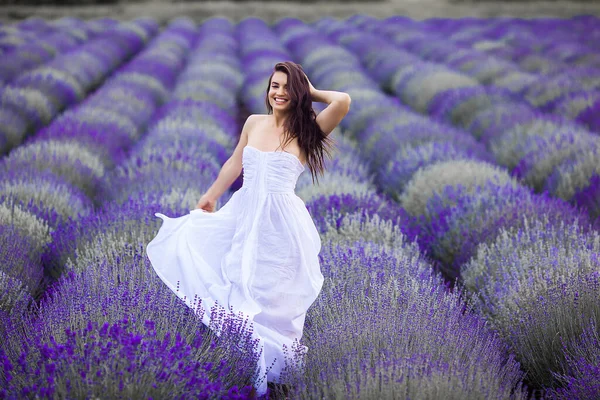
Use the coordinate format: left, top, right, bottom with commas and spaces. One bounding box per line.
305, 73, 351, 136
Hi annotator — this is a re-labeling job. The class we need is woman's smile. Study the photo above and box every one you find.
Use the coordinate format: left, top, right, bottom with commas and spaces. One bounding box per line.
274, 97, 288, 105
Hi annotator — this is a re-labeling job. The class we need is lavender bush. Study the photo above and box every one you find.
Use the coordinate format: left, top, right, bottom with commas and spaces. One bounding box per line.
282, 239, 526, 399
1, 139, 106, 199
546, 145, 600, 202
546, 323, 600, 399
379, 140, 491, 200
462, 218, 600, 388
399, 159, 517, 217
0, 313, 258, 399
0, 169, 92, 225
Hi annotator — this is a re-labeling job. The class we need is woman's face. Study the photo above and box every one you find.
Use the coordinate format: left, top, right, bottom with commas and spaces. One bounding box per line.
269, 71, 291, 111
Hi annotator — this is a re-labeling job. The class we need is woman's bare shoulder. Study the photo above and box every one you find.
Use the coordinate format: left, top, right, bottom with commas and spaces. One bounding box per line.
244, 115, 268, 139
246, 114, 270, 123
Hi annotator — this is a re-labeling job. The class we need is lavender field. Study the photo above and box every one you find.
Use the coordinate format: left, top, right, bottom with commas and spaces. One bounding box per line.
0, 15, 599, 399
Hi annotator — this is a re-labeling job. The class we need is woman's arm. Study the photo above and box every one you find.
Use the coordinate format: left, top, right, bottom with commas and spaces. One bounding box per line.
305, 73, 351, 136
196, 115, 258, 210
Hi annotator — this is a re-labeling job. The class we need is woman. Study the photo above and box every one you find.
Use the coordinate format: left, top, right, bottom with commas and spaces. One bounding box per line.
146, 61, 351, 396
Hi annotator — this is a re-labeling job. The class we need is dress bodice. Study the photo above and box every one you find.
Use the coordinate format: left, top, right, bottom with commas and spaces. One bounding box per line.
242, 145, 305, 193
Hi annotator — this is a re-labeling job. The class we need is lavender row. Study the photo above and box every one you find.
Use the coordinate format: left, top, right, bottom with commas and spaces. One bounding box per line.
234, 17, 528, 399
317, 15, 586, 394
299, 17, 599, 395
0, 17, 94, 54
437, 18, 600, 180
0, 15, 200, 397
0, 19, 159, 326
322, 17, 600, 226
0, 14, 193, 324
381, 17, 600, 99
40, 15, 202, 277
378, 17, 600, 132
371, 16, 600, 133
0, 18, 119, 85
314, 19, 599, 394
436, 17, 600, 70
0, 18, 263, 399
0, 18, 157, 156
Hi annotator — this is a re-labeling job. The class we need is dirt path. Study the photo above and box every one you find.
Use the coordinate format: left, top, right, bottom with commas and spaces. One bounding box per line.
1, 0, 600, 24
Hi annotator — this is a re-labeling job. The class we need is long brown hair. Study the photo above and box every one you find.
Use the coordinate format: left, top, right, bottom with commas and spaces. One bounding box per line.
265, 61, 335, 184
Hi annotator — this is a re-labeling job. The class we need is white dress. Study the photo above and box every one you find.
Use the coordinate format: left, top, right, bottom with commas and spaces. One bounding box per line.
146, 144, 324, 395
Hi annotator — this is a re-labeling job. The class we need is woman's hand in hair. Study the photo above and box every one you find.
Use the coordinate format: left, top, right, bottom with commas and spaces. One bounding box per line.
304, 73, 317, 98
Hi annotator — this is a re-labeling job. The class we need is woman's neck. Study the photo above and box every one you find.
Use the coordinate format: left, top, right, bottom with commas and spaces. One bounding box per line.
272, 110, 288, 128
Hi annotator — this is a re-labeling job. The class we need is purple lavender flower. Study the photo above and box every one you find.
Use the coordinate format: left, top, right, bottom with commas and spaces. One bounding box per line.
465, 103, 540, 144
511, 129, 600, 192
546, 323, 600, 399
0, 314, 258, 399
1, 139, 107, 199
305, 192, 402, 234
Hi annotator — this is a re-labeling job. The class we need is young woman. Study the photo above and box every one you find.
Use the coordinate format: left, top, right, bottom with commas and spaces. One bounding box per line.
146, 61, 351, 396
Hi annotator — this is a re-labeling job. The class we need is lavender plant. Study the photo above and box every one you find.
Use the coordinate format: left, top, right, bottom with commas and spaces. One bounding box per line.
1, 139, 106, 198
490, 118, 591, 171
306, 193, 401, 235
0, 315, 258, 399
391, 63, 480, 114
546, 323, 600, 399
379, 140, 491, 200
576, 97, 600, 132
0, 107, 29, 154
572, 175, 600, 222
281, 240, 526, 399
545, 145, 600, 202
0, 201, 52, 252
511, 131, 600, 192
462, 218, 600, 388
399, 159, 517, 217
428, 86, 514, 129
0, 86, 57, 134
414, 181, 588, 278
0, 169, 92, 225
43, 197, 174, 279
491, 70, 538, 96
0, 223, 45, 301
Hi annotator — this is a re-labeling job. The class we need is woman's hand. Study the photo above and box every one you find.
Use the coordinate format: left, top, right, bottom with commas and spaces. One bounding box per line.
195, 194, 217, 212
304, 72, 317, 98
